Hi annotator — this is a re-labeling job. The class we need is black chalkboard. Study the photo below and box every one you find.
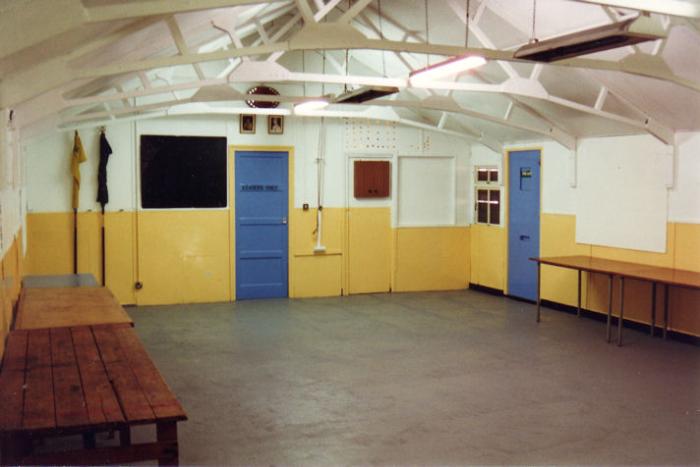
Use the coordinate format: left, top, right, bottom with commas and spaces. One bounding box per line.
140, 135, 227, 208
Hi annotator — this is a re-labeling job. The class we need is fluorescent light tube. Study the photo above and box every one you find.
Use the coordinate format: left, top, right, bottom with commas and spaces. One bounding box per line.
409, 55, 486, 87
294, 99, 330, 114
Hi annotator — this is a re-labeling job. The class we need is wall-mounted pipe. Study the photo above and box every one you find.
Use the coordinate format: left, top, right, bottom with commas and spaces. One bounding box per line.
314, 117, 327, 253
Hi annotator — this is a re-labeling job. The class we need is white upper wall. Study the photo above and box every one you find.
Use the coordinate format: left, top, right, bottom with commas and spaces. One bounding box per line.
23, 115, 472, 227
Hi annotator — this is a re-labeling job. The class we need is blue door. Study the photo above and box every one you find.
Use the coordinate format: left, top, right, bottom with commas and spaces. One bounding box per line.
508, 150, 541, 301
235, 151, 289, 299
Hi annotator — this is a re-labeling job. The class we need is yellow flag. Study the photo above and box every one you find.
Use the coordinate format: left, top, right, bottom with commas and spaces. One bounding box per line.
71, 130, 87, 210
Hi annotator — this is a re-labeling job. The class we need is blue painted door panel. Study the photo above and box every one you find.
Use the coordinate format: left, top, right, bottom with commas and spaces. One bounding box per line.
235, 151, 288, 299
508, 150, 541, 301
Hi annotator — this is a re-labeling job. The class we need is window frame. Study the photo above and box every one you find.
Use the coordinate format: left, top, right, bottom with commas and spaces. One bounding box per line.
474, 165, 501, 226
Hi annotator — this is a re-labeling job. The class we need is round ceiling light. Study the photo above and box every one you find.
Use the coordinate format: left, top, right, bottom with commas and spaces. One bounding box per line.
246, 86, 280, 108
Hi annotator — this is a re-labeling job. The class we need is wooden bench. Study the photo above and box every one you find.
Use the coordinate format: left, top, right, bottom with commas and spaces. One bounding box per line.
15, 287, 133, 330
0, 323, 187, 465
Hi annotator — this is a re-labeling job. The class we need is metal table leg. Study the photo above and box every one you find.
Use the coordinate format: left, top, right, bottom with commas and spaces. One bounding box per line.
663, 284, 669, 339
618, 277, 625, 346
536, 261, 541, 323
577, 270, 582, 317
651, 282, 656, 337
606, 274, 613, 343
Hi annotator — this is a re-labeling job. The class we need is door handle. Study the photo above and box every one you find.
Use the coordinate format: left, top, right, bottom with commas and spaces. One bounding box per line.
520, 235, 530, 241
281, 217, 287, 225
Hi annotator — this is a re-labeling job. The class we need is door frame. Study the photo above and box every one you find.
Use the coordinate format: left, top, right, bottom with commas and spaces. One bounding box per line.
229, 145, 294, 301
504, 147, 543, 297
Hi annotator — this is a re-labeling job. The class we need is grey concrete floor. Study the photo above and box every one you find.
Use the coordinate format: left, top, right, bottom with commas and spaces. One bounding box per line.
128, 290, 700, 465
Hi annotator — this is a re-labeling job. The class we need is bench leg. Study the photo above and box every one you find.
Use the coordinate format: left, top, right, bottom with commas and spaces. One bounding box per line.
120, 427, 131, 447
156, 421, 179, 466
1, 434, 31, 464
83, 431, 97, 449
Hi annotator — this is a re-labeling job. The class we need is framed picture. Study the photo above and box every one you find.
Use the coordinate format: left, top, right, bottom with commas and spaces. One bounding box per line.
268, 115, 284, 135
240, 114, 256, 134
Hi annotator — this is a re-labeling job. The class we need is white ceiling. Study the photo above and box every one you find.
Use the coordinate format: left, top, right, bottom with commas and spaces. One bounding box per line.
2, 0, 699, 150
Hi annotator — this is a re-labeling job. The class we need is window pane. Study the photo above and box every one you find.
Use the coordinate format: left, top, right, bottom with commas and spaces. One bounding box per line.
477, 189, 488, 201
489, 189, 500, 203
489, 169, 499, 183
477, 202, 488, 223
489, 203, 500, 225
477, 169, 488, 182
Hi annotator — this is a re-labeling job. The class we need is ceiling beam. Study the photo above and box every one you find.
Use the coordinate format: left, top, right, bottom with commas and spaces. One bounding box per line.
85, 0, 291, 23
0, 0, 86, 59
568, 0, 700, 18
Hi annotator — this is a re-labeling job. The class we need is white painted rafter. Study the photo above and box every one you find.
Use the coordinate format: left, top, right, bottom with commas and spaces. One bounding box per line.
85, 0, 291, 23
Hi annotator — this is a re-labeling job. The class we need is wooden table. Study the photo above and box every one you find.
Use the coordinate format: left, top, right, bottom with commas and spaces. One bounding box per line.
15, 287, 133, 330
532, 255, 700, 346
0, 323, 187, 465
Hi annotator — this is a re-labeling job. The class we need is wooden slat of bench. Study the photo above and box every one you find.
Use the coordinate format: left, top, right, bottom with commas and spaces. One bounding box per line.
92, 326, 155, 424
50, 328, 91, 429
1, 330, 28, 371
71, 327, 124, 426
23, 329, 55, 430
0, 332, 28, 431
115, 327, 186, 421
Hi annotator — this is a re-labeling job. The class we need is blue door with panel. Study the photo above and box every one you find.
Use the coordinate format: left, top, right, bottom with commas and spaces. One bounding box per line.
235, 151, 288, 299
508, 150, 541, 301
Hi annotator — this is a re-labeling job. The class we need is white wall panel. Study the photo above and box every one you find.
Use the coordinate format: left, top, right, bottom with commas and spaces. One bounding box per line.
397, 156, 455, 226
575, 135, 670, 253
669, 132, 700, 223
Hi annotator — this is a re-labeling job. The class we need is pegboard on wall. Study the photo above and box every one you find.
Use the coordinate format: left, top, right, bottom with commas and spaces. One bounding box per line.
344, 118, 397, 152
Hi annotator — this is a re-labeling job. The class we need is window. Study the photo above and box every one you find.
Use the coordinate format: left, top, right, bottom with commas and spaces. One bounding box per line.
474, 166, 500, 225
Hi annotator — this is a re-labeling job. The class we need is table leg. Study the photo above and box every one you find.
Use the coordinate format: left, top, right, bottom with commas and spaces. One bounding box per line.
577, 269, 582, 317
606, 274, 613, 343
618, 277, 625, 346
157, 421, 179, 466
651, 282, 656, 337
663, 284, 669, 340
536, 262, 541, 323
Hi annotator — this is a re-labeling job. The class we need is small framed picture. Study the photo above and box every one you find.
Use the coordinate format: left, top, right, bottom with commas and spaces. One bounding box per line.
240, 114, 256, 134
268, 115, 284, 135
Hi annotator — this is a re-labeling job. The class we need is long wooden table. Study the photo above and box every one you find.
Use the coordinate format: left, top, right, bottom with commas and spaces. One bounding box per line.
0, 323, 187, 465
532, 256, 700, 346
15, 287, 133, 330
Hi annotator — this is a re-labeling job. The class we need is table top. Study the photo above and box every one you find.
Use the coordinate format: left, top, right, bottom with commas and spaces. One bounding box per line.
15, 287, 133, 330
22, 274, 98, 288
0, 324, 187, 435
532, 255, 700, 289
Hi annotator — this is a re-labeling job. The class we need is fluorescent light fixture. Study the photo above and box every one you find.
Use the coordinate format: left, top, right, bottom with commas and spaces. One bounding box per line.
294, 99, 330, 114
409, 54, 486, 87
334, 85, 400, 104
514, 15, 666, 62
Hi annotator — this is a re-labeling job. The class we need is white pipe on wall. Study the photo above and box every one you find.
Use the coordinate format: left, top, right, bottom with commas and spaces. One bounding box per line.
314, 117, 327, 253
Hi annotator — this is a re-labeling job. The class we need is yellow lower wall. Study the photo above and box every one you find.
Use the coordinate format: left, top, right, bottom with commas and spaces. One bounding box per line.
393, 227, 469, 292
537, 214, 700, 336
469, 224, 505, 290
290, 207, 346, 298
24, 210, 700, 337
1, 233, 23, 359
